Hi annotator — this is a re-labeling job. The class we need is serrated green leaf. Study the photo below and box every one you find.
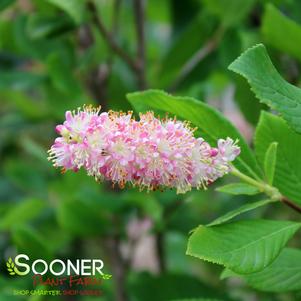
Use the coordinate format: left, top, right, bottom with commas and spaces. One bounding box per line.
216, 183, 260, 195
255, 112, 301, 204
222, 248, 301, 292
208, 199, 274, 226
127, 89, 261, 179
187, 219, 300, 274
243, 248, 301, 292
229, 44, 301, 133
264, 142, 277, 185
45, 0, 85, 24
262, 4, 301, 62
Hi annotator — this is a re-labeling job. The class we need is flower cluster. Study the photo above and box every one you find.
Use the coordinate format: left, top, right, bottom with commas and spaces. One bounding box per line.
48, 106, 240, 194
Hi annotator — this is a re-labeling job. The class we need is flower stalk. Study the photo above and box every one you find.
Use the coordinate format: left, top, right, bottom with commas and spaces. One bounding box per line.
231, 166, 301, 214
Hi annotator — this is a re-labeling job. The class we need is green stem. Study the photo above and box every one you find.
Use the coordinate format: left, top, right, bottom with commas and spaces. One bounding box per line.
231, 167, 281, 201
231, 167, 266, 191
230, 166, 301, 214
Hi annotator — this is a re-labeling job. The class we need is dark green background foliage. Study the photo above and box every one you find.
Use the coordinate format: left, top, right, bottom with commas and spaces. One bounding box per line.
1, 0, 301, 300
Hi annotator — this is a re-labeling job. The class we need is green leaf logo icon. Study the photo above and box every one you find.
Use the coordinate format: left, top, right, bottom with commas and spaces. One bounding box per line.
6, 258, 16, 275
101, 273, 112, 280
6, 257, 25, 276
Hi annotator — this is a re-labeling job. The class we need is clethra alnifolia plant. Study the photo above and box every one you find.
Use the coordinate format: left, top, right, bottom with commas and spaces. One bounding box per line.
48, 44, 301, 296
48, 106, 240, 193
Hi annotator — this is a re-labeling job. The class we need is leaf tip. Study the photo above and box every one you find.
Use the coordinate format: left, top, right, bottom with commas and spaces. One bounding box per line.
228, 43, 267, 72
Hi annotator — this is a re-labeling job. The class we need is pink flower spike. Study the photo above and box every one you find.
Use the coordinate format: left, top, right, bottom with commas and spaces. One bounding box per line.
48, 106, 240, 194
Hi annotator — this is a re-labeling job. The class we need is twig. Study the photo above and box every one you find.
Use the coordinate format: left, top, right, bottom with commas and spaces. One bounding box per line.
89, 65, 111, 108
88, 1, 139, 73
133, 0, 147, 89
169, 26, 225, 91
281, 197, 301, 214
78, 24, 109, 107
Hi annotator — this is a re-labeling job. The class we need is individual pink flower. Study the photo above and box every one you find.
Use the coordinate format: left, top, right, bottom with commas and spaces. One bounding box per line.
48, 106, 240, 194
